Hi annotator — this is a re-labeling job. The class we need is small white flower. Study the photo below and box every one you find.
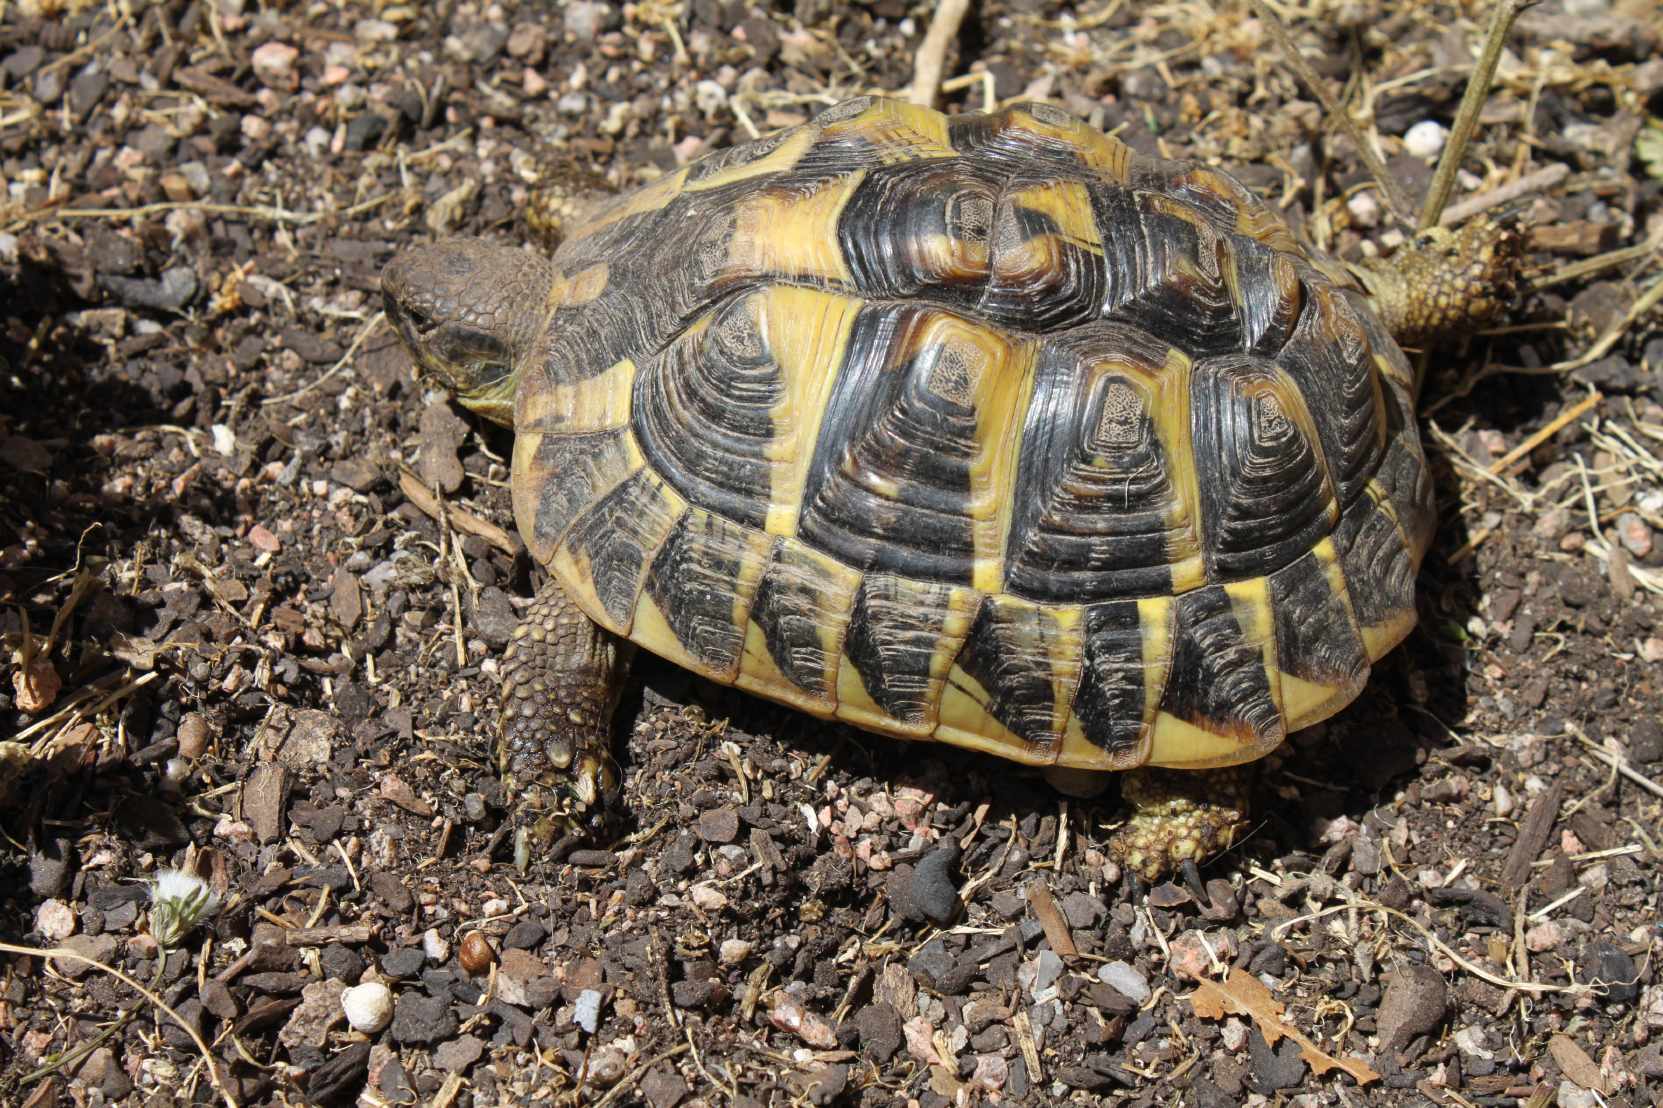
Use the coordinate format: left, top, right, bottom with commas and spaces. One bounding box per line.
148, 869, 221, 947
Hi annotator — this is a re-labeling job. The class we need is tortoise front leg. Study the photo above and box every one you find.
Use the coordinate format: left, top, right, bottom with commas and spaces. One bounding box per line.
498, 577, 634, 869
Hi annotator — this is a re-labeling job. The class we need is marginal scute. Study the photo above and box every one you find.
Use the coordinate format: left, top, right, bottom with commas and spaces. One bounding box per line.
1332, 489, 1419, 661
640, 508, 775, 681
1151, 584, 1283, 766
512, 428, 640, 565
1066, 596, 1170, 766
944, 594, 1083, 758
838, 573, 978, 734
740, 539, 861, 708
554, 470, 687, 634
1267, 540, 1369, 727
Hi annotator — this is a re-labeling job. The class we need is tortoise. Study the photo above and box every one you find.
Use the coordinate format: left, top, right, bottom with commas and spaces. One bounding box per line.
381, 96, 1516, 877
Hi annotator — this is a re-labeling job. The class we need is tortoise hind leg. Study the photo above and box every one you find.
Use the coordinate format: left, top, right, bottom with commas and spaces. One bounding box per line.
498, 578, 634, 868
1106, 766, 1253, 880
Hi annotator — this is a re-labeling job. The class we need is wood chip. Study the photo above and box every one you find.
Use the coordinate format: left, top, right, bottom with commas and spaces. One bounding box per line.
1502, 778, 1566, 888
1547, 1033, 1608, 1093
398, 467, 522, 556
1025, 879, 1078, 958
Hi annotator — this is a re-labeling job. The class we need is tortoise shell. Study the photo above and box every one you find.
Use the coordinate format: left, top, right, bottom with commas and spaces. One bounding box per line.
510, 96, 1435, 773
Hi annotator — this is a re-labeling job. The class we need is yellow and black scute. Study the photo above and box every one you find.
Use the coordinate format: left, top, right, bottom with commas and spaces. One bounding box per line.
507, 97, 1436, 776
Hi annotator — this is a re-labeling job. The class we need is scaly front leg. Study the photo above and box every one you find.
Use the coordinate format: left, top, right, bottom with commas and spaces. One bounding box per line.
498, 578, 634, 869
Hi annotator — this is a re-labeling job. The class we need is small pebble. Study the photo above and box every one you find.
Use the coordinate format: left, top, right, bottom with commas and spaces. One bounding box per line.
1404, 119, 1448, 159
422, 928, 450, 963
587, 1045, 628, 1085
910, 843, 961, 924
1377, 964, 1447, 1049
340, 981, 393, 1033
1617, 512, 1653, 558
1346, 189, 1381, 228
459, 931, 495, 976
689, 883, 728, 911
573, 988, 603, 1034
35, 898, 75, 942
177, 713, 211, 759
719, 938, 754, 965
1492, 783, 1515, 818
1097, 960, 1151, 1005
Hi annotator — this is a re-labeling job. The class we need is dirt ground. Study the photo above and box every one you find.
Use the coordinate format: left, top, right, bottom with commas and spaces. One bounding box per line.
2, 0, 1661, 1105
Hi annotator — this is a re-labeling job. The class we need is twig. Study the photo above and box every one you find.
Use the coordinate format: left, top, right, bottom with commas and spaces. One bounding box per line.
1271, 898, 1590, 996
909, 0, 972, 108
1249, 0, 1412, 224
1568, 725, 1663, 800
1439, 163, 1568, 226
1538, 229, 1663, 288
7, 193, 395, 233
0, 941, 239, 1108
588, 1044, 692, 1108
397, 468, 523, 557
1419, 0, 1538, 230
1486, 391, 1601, 476
264, 312, 386, 406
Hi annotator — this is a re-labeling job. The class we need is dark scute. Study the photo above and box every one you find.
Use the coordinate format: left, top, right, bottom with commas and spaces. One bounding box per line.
687, 127, 796, 183
1231, 240, 1303, 354
530, 430, 635, 551
1267, 551, 1367, 688
838, 159, 1000, 309
542, 186, 744, 388
633, 291, 782, 529
1274, 285, 1385, 507
981, 180, 1106, 330
1003, 325, 1179, 602
1072, 600, 1155, 757
1332, 496, 1416, 633
1092, 185, 1239, 353
1190, 354, 1335, 580
644, 511, 765, 677
1372, 398, 1437, 555
1161, 586, 1281, 744
844, 574, 962, 725
797, 305, 979, 582
947, 102, 1099, 174
955, 598, 1066, 753
749, 544, 847, 699
561, 470, 686, 625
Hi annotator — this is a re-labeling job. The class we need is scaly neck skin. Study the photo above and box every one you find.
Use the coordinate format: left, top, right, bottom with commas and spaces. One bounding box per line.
456, 369, 521, 429
1347, 216, 1521, 352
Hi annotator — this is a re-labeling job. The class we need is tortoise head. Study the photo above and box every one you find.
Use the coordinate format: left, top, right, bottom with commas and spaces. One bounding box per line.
381, 240, 556, 427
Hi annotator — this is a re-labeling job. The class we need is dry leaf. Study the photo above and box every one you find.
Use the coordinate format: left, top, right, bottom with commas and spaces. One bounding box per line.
1548, 1034, 1608, 1094
1189, 967, 1379, 1086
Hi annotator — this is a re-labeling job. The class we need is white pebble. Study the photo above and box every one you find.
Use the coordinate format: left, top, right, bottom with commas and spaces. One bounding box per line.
1404, 120, 1448, 159
35, 898, 76, 942
422, 928, 450, 963
341, 981, 393, 1033
1346, 189, 1381, 229
573, 988, 603, 1034
1492, 783, 1515, 818
1097, 960, 1151, 1005
689, 883, 728, 911
719, 938, 754, 965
